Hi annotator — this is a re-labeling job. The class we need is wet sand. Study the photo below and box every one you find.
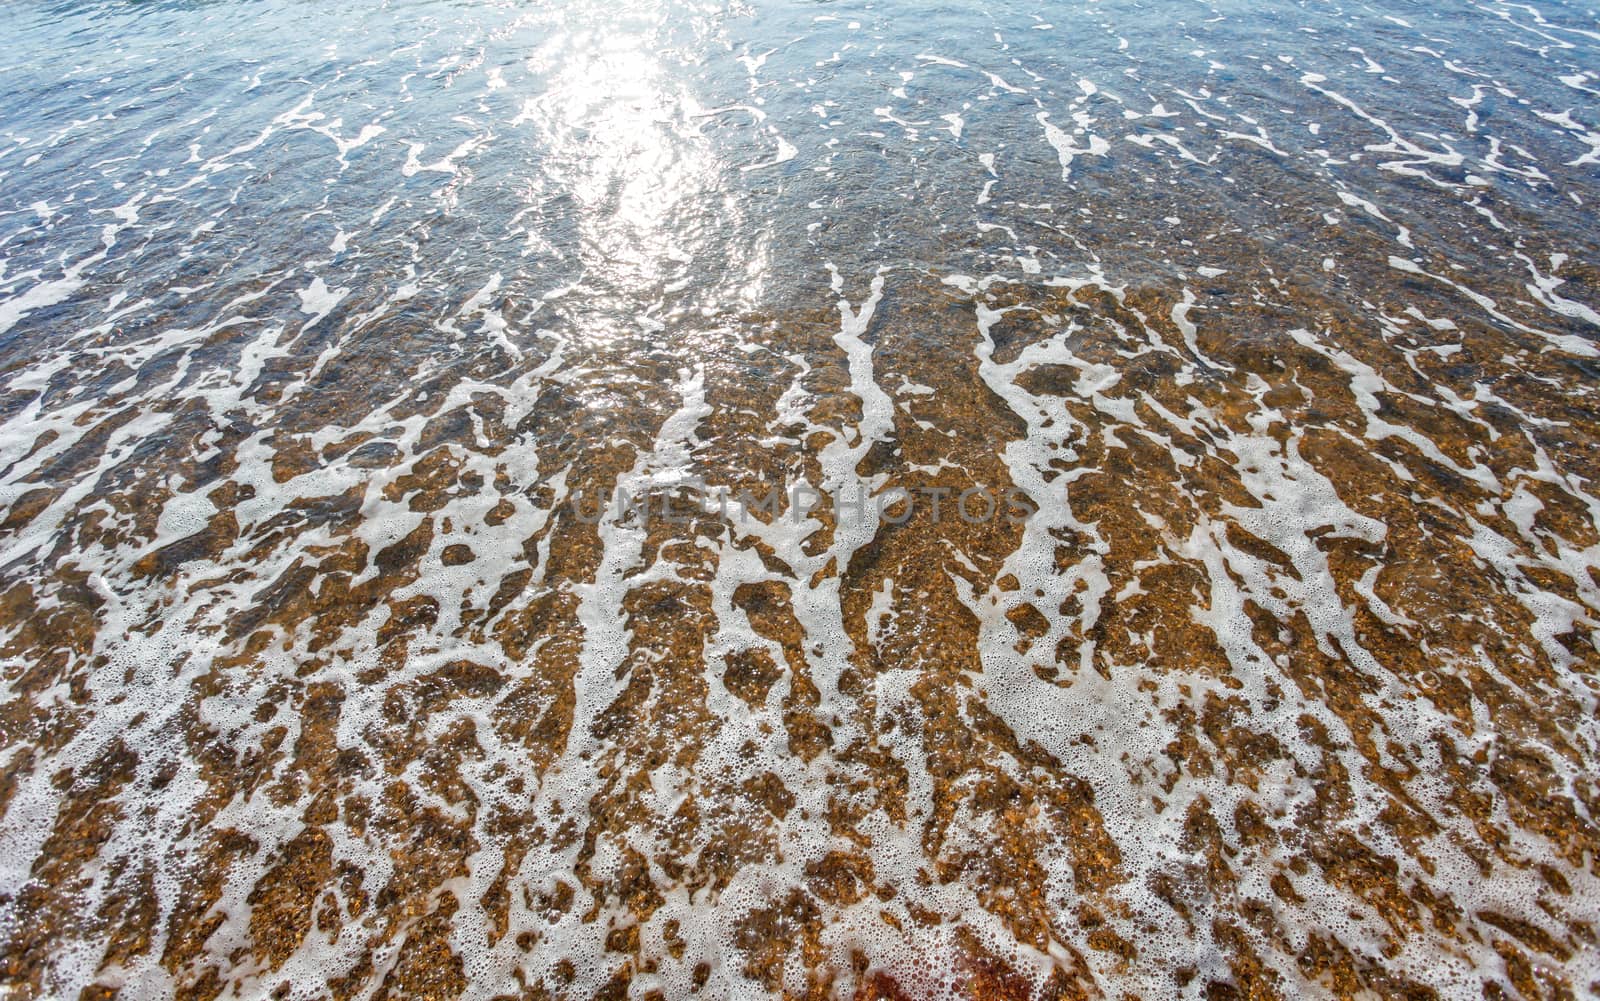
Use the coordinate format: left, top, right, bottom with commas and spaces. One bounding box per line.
0, 0, 1598, 998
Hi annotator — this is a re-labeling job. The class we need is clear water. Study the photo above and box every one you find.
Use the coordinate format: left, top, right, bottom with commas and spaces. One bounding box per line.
1, 0, 1598, 998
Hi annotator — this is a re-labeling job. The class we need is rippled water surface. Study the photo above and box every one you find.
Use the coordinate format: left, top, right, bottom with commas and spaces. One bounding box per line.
2, 0, 1600, 997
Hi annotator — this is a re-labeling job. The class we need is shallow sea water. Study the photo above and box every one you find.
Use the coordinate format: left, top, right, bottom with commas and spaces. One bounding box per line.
1, 0, 1599, 998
